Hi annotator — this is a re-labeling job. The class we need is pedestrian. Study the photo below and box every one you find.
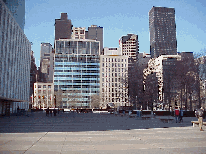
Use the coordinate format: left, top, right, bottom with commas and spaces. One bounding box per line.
50, 109, 52, 116
53, 108, 57, 116
179, 108, 183, 123
46, 107, 49, 116
17, 106, 20, 116
174, 107, 179, 123
195, 107, 204, 131
58, 106, 60, 114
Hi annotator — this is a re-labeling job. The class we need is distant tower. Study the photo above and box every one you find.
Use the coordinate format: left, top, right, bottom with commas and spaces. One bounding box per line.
40, 43, 53, 83
40, 43, 52, 60
149, 6, 177, 58
55, 13, 72, 40
119, 34, 139, 61
71, 27, 86, 39
88, 25, 103, 52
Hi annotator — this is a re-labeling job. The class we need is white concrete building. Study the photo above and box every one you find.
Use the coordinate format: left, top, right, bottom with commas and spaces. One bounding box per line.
103, 47, 121, 56
33, 82, 54, 109
71, 27, 86, 39
100, 48, 130, 108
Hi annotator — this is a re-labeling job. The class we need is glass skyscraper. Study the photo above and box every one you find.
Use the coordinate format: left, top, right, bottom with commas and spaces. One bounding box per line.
3, 0, 25, 30
54, 39, 100, 108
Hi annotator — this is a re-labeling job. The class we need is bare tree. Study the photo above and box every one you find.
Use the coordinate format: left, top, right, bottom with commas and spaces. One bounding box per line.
128, 57, 148, 110
193, 49, 206, 109
144, 72, 158, 110
174, 52, 204, 111
91, 94, 100, 109
163, 58, 180, 111
54, 90, 64, 108
54, 90, 81, 108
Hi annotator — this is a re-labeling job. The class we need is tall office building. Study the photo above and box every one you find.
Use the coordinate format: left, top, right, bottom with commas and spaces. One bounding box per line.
0, 0, 31, 115
55, 13, 73, 40
88, 25, 103, 52
3, 0, 25, 30
40, 52, 54, 83
54, 39, 100, 108
119, 34, 139, 61
39, 43, 54, 83
40, 43, 53, 60
149, 6, 177, 58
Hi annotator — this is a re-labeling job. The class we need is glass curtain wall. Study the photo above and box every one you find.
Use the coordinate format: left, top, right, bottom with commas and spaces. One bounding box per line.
54, 40, 100, 108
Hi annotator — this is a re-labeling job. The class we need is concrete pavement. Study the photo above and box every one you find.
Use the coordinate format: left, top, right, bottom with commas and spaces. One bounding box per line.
0, 112, 206, 153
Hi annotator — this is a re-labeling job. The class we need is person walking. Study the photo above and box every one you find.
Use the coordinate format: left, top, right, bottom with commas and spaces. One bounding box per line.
50, 109, 52, 116
179, 108, 184, 123
46, 107, 49, 116
53, 108, 57, 116
195, 107, 204, 131
174, 107, 179, 123
17, 106, 20, 116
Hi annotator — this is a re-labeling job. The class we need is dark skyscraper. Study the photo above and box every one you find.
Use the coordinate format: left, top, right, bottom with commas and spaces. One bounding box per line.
149, 6, 177, 58
88, 25, 103, 52
55, 13, 72, 40
3, 0, 25, 30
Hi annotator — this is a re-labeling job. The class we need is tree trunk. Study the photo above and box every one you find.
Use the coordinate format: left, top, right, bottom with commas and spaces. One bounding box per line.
185, 84, 187, 111
180, 87, 182, 109
198, 80, 201, 108
189, 94, 192, 111
169, 94, 171, 111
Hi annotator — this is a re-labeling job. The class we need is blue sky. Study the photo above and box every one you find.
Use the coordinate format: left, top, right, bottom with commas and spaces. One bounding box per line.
24, 0, 206, 67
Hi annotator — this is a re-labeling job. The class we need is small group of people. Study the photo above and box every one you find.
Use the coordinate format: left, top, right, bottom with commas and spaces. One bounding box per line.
174, 106, 205, 131
46, 107, 59, 117
174, 107, 184, 123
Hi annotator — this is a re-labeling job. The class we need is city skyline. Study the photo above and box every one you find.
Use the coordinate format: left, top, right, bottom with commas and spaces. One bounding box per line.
24, 0, 206, 67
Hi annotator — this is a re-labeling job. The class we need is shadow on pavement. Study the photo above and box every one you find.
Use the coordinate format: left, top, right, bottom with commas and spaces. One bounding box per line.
0, 112, 199, 133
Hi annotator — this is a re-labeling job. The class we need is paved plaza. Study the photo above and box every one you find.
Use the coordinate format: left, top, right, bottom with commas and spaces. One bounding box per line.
0, 112, 206, 153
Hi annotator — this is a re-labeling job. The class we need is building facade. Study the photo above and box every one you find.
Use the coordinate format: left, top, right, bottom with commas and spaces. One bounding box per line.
88, 25, 103, 52
54, 39, 100, 108
149, 6, 177, 58
33, 82, 54, 109
143, 55, 181, 109
55, 13, 73, 40
71, 27, 86, 40
119, 34, 139, 61
40, 43, 53, 60
3, 0, 25, 30
30, 51, 38, 98
100, 48, 130, 108
103, 47, 121, 56
0, 0, 31, 115
39, 43, 54, 83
